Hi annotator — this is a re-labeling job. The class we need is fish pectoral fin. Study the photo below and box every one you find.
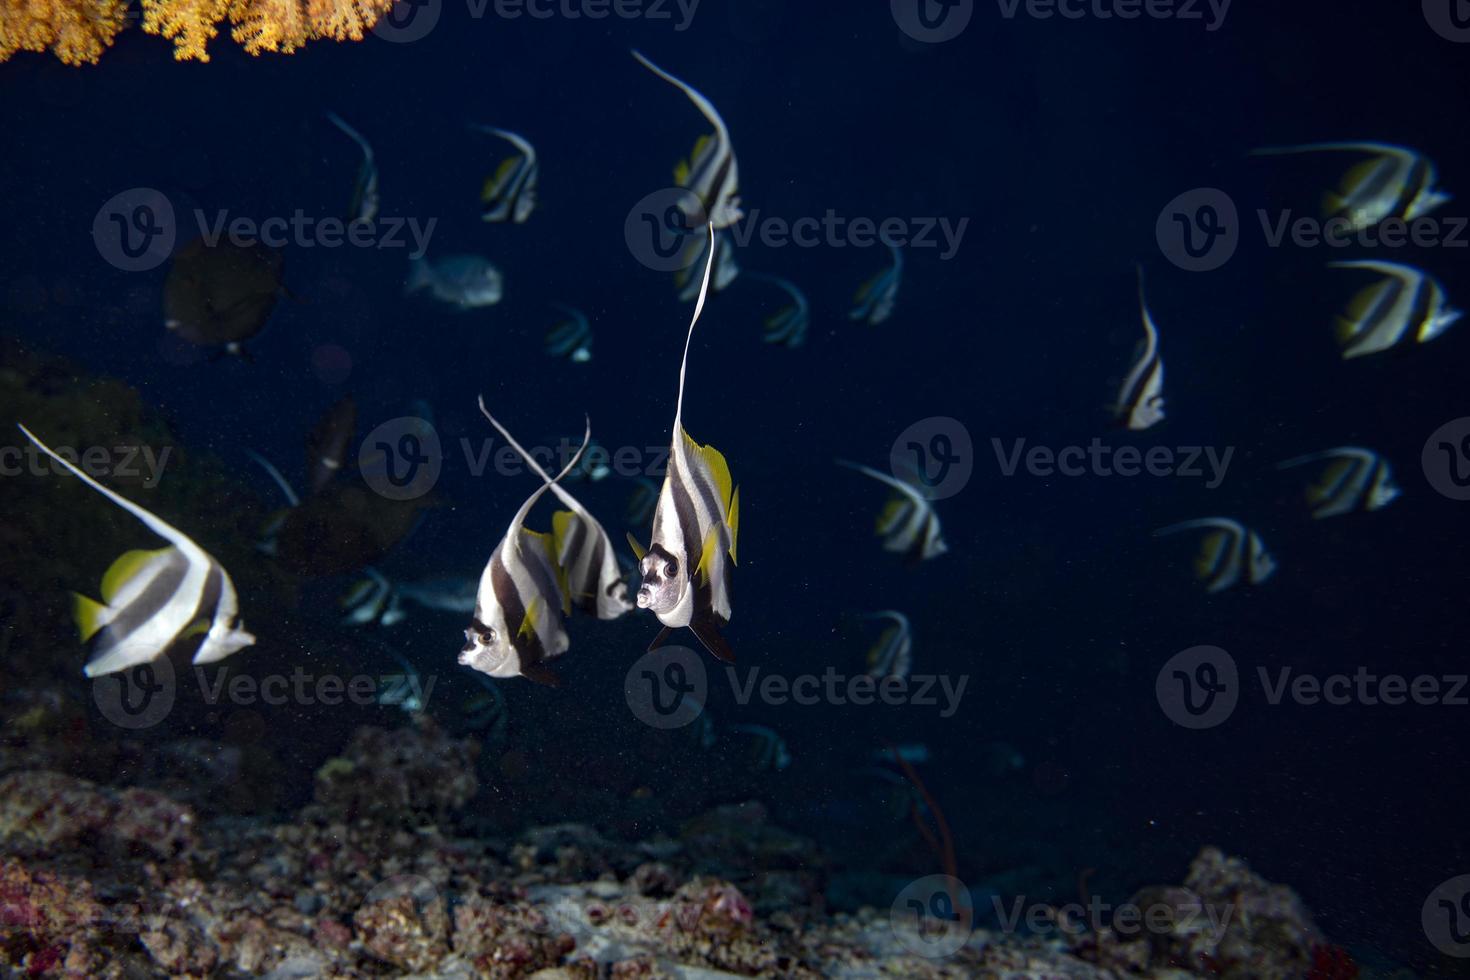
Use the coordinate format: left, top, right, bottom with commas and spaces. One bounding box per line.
72, 593, 110, 643
727, 486, 740, 565
648, 626, 676, 652
626, 531, 648, 562
180, 618, 211, 640
689, 617, 736, 664
518, 596, 544, 640
100, 548, 171, 604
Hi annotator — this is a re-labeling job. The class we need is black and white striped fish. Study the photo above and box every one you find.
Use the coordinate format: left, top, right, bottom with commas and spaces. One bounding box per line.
1155, 517, 1275, 593
848, 243, 902, 326
472, 124, 538, 224
1254, 141, 1451, 232
1277, 447, 1400, 519
633, 50, 743, 230
1328, 260, 1461, 359
477, 399, 634, 621
18, 423, 256, 678
545, 303, 592, 363
629, 223, 741, 663
865, 610, 912, 680
746, 272, 809, 348
326, 112, 379, 227
1113, 266, 1166, 430
675, 227, 739, 301
838, 461, 947, 563
460, 421, 589, 686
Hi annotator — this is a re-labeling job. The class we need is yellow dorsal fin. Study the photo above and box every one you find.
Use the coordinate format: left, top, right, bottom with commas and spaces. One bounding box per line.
690, 133, 711, 164
681, 428, 734, 514
340, 577, 374, 607
727, 486, 740, 564
626, 531, 647, 561
695, 524, 721, 584
101, 548, 168, 604
72, 593, 109, 643
483, 156, 518, 199
518, 595, 543, 640
876, 498, 907, 535
1194, 531, 1228, 578
1333, 158, 1384, 204
674, 158, 691, 185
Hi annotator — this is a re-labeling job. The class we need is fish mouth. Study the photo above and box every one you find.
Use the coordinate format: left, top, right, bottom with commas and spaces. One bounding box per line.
636, 588, 653, 609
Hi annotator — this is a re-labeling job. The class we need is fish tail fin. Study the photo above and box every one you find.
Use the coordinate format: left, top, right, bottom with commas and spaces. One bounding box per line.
73, 593, 108, 642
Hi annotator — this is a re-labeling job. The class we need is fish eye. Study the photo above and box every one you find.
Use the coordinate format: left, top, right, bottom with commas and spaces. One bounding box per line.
664, 560, 678, 578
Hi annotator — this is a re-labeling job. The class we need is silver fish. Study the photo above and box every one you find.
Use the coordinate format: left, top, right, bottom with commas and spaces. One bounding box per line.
1155, 517, 1275, 593
405, 254, 504, 310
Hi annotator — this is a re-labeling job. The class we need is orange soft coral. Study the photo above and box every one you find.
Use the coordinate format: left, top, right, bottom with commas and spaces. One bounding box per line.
0, 0, 394, 63
0, 0, 130, 65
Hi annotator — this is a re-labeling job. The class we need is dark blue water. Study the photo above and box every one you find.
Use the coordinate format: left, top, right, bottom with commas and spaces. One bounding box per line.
3, 1, 1469, 972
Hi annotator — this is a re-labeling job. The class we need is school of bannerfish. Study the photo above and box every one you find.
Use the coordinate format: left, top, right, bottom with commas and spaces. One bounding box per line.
12, 52, 1455, 747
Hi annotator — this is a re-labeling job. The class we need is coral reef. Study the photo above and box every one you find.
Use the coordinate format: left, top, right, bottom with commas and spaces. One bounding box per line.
0, 715, 1362, 979
0, 0, 394, 64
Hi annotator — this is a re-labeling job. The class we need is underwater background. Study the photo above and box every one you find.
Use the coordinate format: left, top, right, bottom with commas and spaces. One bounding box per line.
2, 0, 1469, 976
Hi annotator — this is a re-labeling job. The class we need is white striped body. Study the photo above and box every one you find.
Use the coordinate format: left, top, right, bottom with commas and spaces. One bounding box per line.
848, 245, 902, 325
1157, 517, 1275, 593
474, 125, 539, 224
641, 426, 736, 629
1278, 447, 1399, 519
842, 461, 946, 562
866, 610, 913, 680
633, 51, 743, 230
553, 508, 634, 620
1329, 260, 1461, 359
463, 527, 569, 681
1115, 268, 1166, 430
1255, 142, 1451, 232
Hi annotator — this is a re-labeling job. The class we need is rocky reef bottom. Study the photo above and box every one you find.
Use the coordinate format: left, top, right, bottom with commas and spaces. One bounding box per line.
1, 719, 1363, 979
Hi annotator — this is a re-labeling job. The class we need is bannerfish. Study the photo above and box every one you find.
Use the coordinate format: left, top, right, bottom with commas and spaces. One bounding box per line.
163, 237, 285, 359
460, 418, 590, 686
306, 394, 356, 495
729, 723, 791, 772
675, 226, 739, 302
545, 303, 592, 363
1253, 141, 1451, 232
1113, 266, 1166, 430
18, 423, 256, 678
628, 223, 741, 664
865, 609, 912, 680
746, 272, 809, 348
1327, 259, 1461, 359
326, 111, 380, 227
477, 399, 634, 621
472, 124, 538, 224
1155, 517, 1276, 593
405, 254, 504, 310
632, 50, 743, 230
1277, 447, 1399, 519
341, 568, 397, 626
837, 460, 947, 563
848, 243, 902, 326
